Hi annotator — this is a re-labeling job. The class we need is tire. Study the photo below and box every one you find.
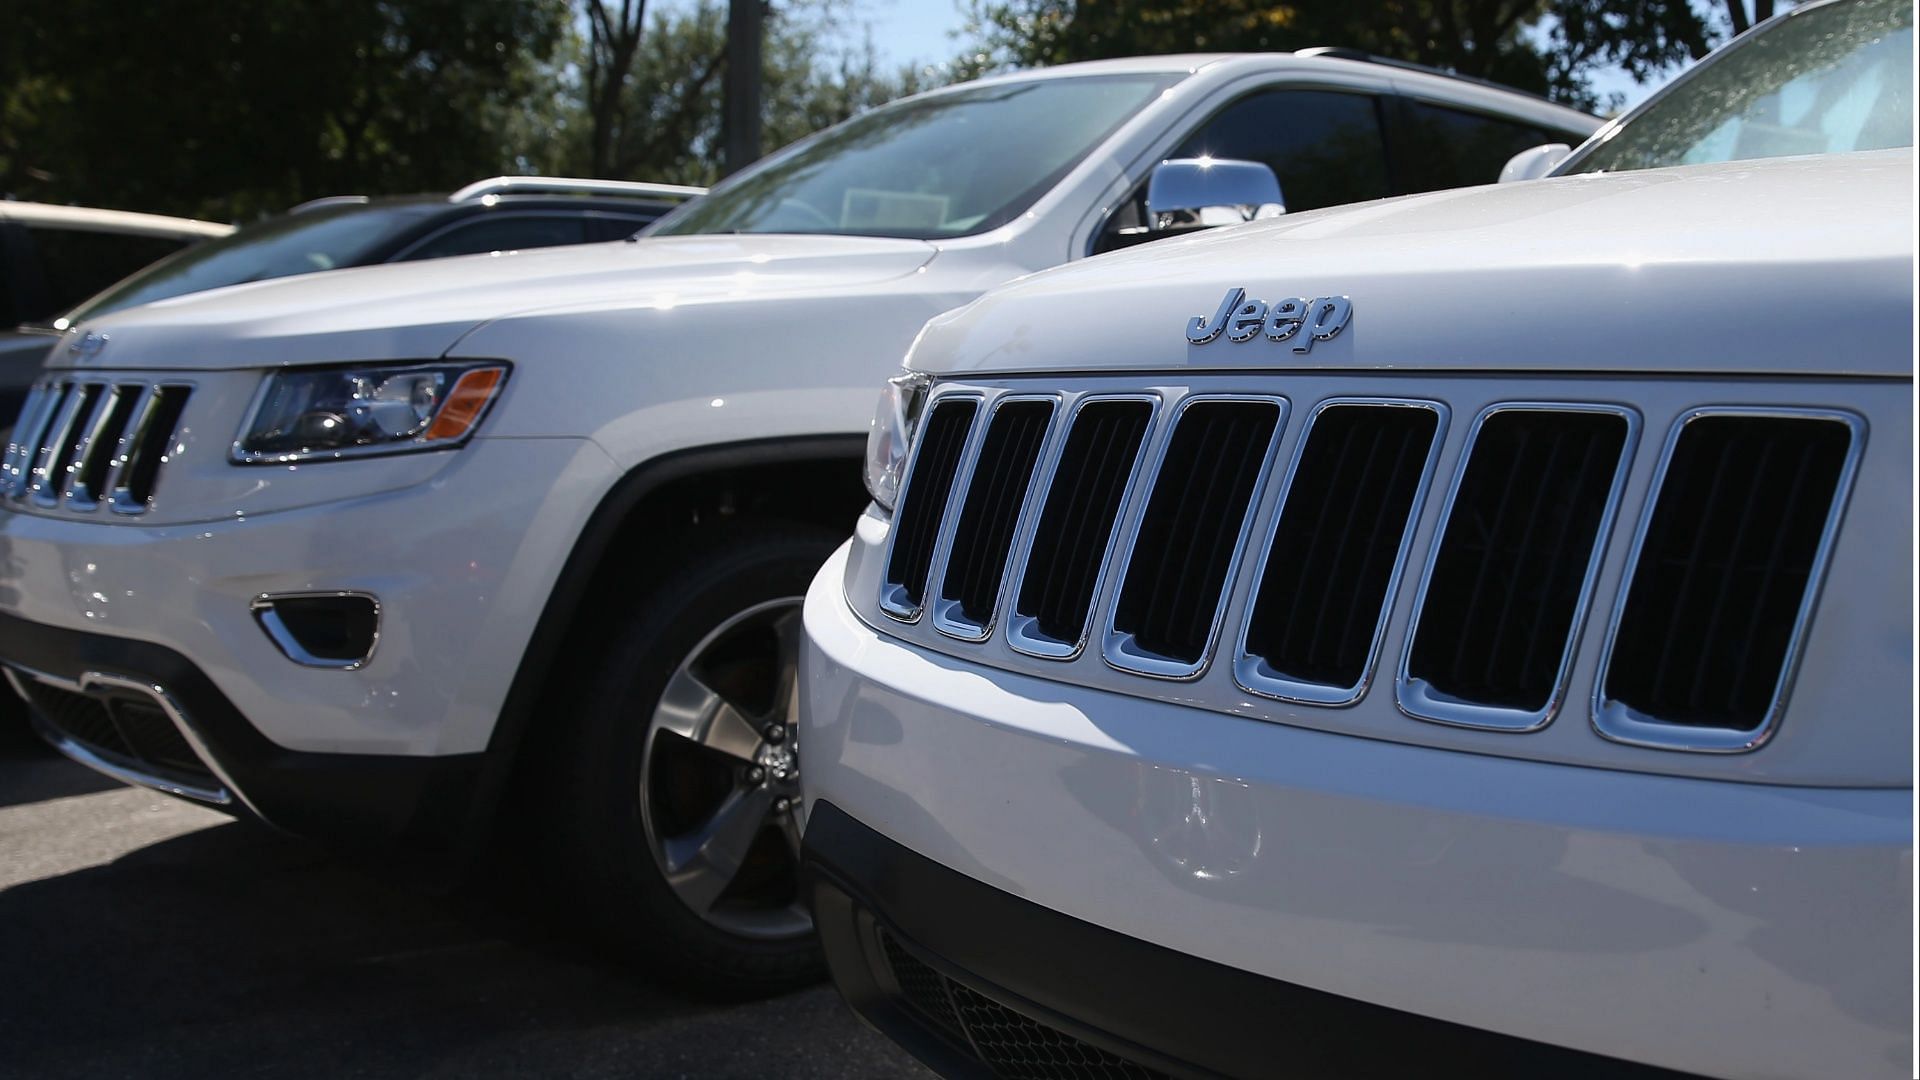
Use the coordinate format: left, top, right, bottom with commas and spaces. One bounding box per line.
540, 522, 840, 998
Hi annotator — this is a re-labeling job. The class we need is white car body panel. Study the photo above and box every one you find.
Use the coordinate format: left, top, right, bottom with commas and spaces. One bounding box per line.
803, 542, 1911, 1079
801, 148, 1912, 1077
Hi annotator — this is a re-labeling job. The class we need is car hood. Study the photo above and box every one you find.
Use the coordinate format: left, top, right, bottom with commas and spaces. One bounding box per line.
910, 149, 1913, 379
51, 233, 938, 371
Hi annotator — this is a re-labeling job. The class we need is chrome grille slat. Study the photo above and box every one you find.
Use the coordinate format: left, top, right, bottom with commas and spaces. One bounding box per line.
27, 384, 93, 506
4, 383, 63, 495
2, 377, 191, 517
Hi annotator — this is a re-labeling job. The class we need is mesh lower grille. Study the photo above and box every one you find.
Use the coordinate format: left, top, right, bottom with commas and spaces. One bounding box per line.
21, 681, 130, 758
1604, 415, 1853, 730
19, 679, 214, 784
885, 399, 979, 613
1407, 409, 1628, 712
880, 931, 1167, 1080
940, 401, 1054, 628
1112, 400, 1280, 667
1014, 401, 1153, 647
1244, 403, 1438, 691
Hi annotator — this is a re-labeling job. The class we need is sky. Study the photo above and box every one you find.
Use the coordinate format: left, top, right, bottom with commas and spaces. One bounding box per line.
849, 0, 1688, 114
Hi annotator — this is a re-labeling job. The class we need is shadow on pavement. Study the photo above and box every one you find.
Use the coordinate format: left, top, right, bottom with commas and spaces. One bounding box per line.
0, 772, 918, 1079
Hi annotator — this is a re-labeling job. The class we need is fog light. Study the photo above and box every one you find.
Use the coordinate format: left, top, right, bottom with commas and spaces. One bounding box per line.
252, 592, 380, 669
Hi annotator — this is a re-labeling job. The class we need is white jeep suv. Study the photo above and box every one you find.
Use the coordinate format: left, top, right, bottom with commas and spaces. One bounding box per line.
0, 54, 1591, 993
802, 0, 1912, 1074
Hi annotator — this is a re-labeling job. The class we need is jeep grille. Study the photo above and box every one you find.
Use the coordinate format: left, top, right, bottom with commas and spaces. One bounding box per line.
3, 378, 192, 515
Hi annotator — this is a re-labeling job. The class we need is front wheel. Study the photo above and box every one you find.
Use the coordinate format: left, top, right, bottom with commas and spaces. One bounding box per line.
543, 525, 840, 996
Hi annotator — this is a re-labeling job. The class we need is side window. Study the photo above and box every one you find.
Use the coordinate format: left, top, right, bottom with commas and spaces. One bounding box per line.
1395, 101, 1559, 193
400, 215, 589, 261
1095, 88, 1391, 253
28, 228, 192, 317
585, 214, 654, 242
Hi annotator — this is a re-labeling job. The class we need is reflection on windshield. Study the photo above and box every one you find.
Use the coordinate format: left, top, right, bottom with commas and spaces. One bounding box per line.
655, 74, 1177, 240
1570, 0, 1912, 174
61, 203, 440, 325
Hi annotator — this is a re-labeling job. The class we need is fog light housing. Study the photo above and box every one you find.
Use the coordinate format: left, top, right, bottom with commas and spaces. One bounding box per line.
252, 592, 380, 669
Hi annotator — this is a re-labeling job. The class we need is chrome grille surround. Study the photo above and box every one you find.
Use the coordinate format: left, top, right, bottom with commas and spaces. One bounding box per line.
851, 374, 1889, 778
878, 391, 985, 623
1098, 393, 1289, 681
928, 394, 1061, 643
1590, 406, 1866, 754
1392, 402, 1641, 733
2, 377, 194, 516
1231, 397, 1449, 707
1003, 393, 1162, 661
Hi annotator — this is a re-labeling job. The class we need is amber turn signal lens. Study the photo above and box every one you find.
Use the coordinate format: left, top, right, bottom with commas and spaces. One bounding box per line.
424, 367, 506, 441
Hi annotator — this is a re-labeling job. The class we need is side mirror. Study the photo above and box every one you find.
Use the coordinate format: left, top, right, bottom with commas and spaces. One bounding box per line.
1499, 143, 1572, 183
1146, 158, 1285, 233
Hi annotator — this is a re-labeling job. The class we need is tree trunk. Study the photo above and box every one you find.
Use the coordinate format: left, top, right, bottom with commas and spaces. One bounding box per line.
722, 0, 765, 177
1726, 0, 1752, 35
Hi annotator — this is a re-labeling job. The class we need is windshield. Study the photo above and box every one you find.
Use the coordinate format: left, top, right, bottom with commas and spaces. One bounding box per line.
59, 202, 442, 326
654, 74, 1178, 240
1567, 0, 1911, 175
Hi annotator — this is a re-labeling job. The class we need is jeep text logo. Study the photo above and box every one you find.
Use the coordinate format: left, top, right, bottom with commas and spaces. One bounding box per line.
1186, 288, 1352, 351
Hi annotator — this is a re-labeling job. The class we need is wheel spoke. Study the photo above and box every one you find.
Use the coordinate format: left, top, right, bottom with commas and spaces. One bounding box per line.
654, 666, 763, 762
769, 608, 804, 726
663, 785, 775, 913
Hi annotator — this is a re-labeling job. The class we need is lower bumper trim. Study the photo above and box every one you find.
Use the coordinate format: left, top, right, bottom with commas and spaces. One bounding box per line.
803, 799, 1694, 1080
0, 608, 486, 847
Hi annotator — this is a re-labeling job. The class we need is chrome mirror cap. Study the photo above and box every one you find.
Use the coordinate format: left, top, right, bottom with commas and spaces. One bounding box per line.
1499, 143, 1572, 183
1146, 158, 1285, 231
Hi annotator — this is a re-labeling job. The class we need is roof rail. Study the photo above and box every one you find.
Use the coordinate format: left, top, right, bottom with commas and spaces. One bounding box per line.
1293, 46, 1562, 106
448, 176, 708, 204
287, 195, 371, 215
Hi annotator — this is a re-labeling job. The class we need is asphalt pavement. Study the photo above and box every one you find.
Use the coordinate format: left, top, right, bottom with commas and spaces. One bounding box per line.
0, 715, 926, 1079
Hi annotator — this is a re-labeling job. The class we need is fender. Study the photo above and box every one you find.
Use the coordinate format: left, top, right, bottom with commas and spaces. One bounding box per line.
467, 433, 868, 836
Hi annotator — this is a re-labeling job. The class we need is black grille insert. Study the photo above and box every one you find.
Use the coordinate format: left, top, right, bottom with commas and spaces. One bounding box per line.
1407, 409, 1628, 714
880, 930, 1167, 1080
121, 386, 192, 507
884, 398, 979, 614
1111, 400, 1281, 668
1244, 404, 1439, 693
939, 400, 1054, 630
1013, 400, 1153, 649
1604, 415, 1854, 731
17, 680, 213, 784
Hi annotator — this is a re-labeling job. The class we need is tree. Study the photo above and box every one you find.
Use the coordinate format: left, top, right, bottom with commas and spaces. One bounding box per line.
551, 0, 939, 186
583, 0, 650, 176
0, 0, 571, 219
956, 0, 1722, 110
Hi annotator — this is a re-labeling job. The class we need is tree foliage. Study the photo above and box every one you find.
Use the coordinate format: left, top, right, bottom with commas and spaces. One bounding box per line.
955, 0, 1723, 110
1, 0, 572, 219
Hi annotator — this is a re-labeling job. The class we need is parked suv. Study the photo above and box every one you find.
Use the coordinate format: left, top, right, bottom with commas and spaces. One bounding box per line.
801, 1, 1911, 1075
1, 178, 701, 432
0, 53, 1592, 994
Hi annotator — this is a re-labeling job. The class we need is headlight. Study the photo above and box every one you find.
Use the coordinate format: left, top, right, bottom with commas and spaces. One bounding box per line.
863, 371, 932, 511
233, 362, 508, 463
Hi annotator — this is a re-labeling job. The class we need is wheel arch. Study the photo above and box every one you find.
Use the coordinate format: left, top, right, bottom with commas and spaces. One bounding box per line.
470, 434, 868, 836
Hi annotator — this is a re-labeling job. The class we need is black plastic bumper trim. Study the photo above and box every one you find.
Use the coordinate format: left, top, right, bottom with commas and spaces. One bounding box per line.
0, 608, 484, 846
804, 799, 1696, 1080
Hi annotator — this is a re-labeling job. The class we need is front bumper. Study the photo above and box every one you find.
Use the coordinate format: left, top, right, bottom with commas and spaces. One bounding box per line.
0, 435, 615, 757
799, 544, 1912, 1079
0, 434, 618, 840
1, 608, 483, 843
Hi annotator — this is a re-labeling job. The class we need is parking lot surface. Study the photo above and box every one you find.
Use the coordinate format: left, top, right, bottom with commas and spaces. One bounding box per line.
0, 717, 924, 1080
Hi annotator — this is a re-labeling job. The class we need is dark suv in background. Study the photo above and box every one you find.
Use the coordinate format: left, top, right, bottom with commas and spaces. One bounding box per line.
1, 176, 704, 430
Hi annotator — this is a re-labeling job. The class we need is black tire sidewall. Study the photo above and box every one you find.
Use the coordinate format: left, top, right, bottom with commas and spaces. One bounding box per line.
545, 523, 841, 996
